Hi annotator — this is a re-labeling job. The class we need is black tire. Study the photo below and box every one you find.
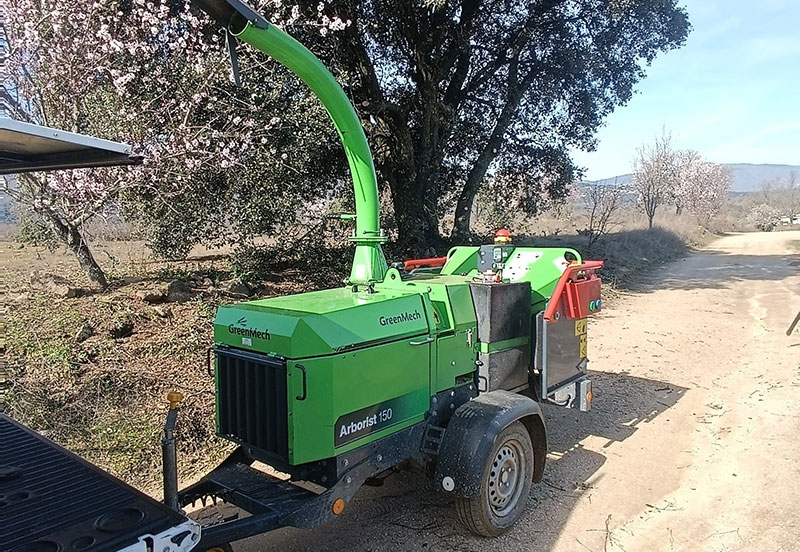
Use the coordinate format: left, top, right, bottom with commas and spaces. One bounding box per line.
455, 421, 534, 537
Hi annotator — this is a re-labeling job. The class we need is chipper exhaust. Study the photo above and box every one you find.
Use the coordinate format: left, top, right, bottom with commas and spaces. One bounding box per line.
164, 0, 607, 547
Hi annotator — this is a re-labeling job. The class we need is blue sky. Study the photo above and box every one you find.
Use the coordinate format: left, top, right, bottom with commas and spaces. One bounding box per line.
571, 0, 800, 181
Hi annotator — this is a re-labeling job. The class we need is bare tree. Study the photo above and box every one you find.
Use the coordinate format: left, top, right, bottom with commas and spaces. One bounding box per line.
771, 171, 799, 220
632, 130, 678, 229
580, 179, 623, 245
788, 171, 800, 220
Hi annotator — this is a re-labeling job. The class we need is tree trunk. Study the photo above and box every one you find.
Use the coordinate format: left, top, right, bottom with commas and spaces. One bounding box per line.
41, 209, 108, 289
368, 93, 445, 256
392, 187, 442, 256
451, 74, 527, 241
381, 148, 443, 256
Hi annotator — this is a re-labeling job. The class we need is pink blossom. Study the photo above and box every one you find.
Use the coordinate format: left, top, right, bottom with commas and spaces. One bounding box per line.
5, 0, 349, 227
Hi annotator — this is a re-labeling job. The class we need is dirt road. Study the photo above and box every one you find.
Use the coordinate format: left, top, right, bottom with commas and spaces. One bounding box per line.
544, 230, 800, 552
235, 230, 800, 552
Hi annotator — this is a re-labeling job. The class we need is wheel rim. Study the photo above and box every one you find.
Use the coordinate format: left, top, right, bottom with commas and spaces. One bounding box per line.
487, 439, 524, 516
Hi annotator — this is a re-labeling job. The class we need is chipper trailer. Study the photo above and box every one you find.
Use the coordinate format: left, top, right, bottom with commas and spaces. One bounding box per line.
1, 1, 604, 550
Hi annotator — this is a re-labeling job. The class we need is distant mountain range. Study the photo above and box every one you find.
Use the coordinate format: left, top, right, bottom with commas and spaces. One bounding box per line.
583, 163, 800, 193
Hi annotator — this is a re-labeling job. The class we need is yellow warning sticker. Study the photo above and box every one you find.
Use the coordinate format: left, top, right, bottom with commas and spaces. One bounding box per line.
579, 334, 587, 358
574, 319, 587, 336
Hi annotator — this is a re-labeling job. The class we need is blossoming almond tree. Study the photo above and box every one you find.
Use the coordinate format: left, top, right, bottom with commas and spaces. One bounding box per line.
3, 0, 170, 287
632, 130, 678, 229
4, 0, 349, 286
675, 150, 731, 225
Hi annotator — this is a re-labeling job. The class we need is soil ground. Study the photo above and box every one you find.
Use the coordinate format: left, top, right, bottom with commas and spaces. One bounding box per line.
232, 230, 800, 552
3, 230, 800, 551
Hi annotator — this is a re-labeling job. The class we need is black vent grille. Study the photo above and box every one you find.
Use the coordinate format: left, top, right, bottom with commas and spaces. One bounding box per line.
216, 348, 289, 461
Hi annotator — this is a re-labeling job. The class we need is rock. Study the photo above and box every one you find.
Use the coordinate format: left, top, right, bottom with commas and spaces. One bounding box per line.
152, 306, 173, 318
166, 280, 194, 303
75, 324, 94, 343
223, 280, 251, 297
250, 283, 277, 297
109, 320, 134, 339
135, 289, 165, 304
30, 272, 80, 298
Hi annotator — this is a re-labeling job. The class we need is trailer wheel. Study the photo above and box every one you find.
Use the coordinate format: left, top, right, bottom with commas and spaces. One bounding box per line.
455, 421, 533, 536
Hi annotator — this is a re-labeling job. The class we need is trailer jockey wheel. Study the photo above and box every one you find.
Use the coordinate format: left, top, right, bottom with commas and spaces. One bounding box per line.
456, 421, 534, 536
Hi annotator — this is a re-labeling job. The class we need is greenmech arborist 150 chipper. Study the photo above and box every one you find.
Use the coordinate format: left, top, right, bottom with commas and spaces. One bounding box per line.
1, 1, 605, 550
171, 0, 604, 546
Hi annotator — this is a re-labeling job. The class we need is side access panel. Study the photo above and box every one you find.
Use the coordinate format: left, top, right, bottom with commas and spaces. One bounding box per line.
533, 312, 591, 410
288, 337, 431, 464
470, 282, 531, 393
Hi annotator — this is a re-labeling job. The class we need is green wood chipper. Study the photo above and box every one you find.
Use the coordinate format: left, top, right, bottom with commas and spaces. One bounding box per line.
167, 0, 605, 547
1, 2, 606, 550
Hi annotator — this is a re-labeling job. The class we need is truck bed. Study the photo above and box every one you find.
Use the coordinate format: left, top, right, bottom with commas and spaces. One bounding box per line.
0, 414, 200, 552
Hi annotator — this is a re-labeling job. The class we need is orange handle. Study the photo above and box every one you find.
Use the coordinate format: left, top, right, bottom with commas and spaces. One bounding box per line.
543, 260, 604, 322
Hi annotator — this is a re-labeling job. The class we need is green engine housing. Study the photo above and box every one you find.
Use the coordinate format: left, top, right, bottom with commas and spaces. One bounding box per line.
212, 244, 585, 467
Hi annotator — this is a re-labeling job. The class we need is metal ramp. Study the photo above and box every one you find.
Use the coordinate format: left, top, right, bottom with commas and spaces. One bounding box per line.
0, 414, 200, 552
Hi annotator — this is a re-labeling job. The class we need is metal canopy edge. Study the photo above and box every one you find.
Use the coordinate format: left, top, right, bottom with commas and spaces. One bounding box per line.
0, 118, 142, 175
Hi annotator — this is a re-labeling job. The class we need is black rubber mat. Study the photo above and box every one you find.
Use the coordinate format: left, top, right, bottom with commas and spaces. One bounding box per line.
1, 414, 191, 552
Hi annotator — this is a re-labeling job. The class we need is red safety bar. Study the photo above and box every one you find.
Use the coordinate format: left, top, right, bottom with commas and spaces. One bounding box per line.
543, 260, 605, 322
403, 256, 447, 270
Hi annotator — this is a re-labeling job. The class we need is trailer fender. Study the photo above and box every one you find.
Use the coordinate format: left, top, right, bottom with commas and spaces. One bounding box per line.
434, 390, 547, 498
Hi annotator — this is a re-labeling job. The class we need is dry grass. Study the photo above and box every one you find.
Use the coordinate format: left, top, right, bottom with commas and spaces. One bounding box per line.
510, 216, 706, 293
2, 241, 328, 494
4, 280, 232, 493
1, 216, 707, 495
